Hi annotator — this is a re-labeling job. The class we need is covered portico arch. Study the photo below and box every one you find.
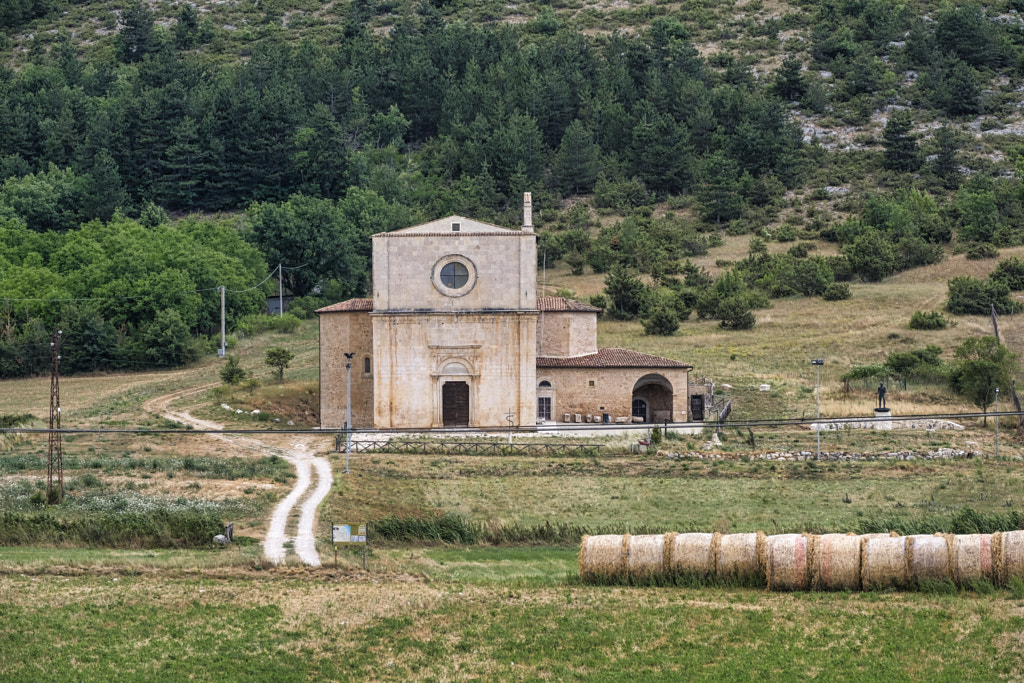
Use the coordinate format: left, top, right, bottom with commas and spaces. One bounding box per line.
631, 373, 674, 423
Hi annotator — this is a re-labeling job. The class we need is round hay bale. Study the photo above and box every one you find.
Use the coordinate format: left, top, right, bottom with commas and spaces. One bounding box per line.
579, 534, 626, 580
811, 533, 861, 591
766, 534, 810, 591
718, 533, 761, 580
663, 532, 678, 573
861, 535, 909, 590
997, 530, 1024, 587
628, 534, 666, 579
906, 534, 951, 584
951, 534, 993, 586
993, 532, 1004, 586
671, 532, 716, 577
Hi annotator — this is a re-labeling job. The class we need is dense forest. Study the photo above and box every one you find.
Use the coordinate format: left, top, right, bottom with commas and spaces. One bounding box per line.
2, 0, 1024, 375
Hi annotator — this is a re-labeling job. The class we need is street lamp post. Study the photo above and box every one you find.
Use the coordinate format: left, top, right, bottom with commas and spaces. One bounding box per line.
344, 352, 355, 475
811, 359, 824, 461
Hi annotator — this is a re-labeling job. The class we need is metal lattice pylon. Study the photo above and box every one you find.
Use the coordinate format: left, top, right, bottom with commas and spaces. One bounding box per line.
46, 329, 62, 505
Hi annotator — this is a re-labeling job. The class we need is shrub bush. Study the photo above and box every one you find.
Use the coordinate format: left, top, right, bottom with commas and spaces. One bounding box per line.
964, 242, 999, 260
641, 307, 679, 336
946, 276, 1021, 315
991, 256, 1024, 290
236, 313, 302, 336
909, 310, 950, 330
822, 282, 851, 301
220, 355, 247, 385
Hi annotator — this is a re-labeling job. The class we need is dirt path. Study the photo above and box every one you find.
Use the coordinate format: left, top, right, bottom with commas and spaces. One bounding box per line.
143, 386, 333, 567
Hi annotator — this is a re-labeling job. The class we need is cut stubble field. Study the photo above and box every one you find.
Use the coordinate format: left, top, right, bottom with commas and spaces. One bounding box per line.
2, 252, 1024, 678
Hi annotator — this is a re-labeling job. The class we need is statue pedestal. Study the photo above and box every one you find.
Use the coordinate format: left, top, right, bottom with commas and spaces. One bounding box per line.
873, 408, 892, 431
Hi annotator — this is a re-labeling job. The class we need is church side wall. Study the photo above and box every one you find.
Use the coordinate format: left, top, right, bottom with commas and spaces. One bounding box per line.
536, 367, 690, 423
319, 311, 374, 429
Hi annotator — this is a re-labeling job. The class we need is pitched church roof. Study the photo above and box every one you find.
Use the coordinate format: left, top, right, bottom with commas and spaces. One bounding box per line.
316, 298, 372, 313
537, 297, 601, 312
374, 215, 526, 237
537, 348, 692, 369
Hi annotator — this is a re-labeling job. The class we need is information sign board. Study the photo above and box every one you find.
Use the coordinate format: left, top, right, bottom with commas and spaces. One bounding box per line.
332, 523, 367, 545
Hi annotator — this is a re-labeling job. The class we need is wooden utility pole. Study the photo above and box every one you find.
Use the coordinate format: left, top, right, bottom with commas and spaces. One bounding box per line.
219, 285, 226, 357
47, 328, 63, 505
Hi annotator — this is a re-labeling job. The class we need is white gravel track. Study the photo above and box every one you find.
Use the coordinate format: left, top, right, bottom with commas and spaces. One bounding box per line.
145, 386, 333, 566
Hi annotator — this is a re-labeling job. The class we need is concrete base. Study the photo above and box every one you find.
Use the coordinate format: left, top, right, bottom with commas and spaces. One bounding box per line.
873, 408, 892, 430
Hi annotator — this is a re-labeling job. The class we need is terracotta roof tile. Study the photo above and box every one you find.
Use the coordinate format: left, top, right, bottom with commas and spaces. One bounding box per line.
316, 298, 373, 313
537, 348, 692, 369
537, 296, 601, 312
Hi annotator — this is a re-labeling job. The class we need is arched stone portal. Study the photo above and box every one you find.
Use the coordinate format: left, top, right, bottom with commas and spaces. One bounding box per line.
434, 360, 475, 428
632, 374, 674, 423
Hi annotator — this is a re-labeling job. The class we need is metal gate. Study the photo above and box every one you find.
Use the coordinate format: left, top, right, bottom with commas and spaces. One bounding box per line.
442, 381, 469, 426
690, 394, 704, 422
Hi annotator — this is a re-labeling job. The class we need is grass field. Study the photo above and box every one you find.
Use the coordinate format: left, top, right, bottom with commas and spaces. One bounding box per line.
2, 248, 1024, 678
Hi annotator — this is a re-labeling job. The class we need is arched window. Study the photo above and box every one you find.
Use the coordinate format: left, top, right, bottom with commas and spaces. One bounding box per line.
538, 380, 551, 388
364, 357, 372, 374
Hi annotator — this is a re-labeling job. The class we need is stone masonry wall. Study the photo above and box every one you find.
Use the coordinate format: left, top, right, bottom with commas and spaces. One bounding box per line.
537, 367, 690, 423
319, 311, 374, 429
372, 311, 537, 428
372, 231, 537, 313
537, 312, 597, 357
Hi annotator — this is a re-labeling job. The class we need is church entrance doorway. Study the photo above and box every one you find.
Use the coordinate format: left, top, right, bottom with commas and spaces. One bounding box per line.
442, 381, 470, 427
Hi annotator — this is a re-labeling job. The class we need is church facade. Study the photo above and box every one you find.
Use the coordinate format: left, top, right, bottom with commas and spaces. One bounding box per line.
317, 197, 693, 430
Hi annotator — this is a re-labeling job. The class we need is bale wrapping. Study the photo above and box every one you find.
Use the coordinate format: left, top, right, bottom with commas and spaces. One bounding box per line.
663, 532, 678, 574
628, 534, 666, 578
861, 534, 909, 590
670, 532, 716, 577
906, 534, 951, 585
718, 533, 761, 580
996, 530, 1024, 587
951, 534, 992, 586
766, 534, 810, 591
579, 534, 626, 580
993, 532, 1004, 586
811, 533, 861, 591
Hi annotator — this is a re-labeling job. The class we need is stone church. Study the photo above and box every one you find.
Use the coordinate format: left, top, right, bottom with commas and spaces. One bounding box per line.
317, 195, 693, 430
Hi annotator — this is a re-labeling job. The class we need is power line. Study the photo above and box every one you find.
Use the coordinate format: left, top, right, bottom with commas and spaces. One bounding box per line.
1, 410, 1020, 437
0, 263, 310, 303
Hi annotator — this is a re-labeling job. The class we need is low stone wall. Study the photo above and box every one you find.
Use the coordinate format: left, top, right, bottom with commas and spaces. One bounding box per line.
660, 447, 979, 462
809, 418, 964, 432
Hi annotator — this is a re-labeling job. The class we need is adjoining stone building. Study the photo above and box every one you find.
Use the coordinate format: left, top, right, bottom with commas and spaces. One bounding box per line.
317, 196, 693, 430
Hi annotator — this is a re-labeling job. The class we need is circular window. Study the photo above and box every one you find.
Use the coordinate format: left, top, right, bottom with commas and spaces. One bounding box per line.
440, 262, 469, 289
432, 255, 477, 297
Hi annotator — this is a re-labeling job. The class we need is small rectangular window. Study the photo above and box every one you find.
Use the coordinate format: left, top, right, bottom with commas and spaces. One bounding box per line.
452, 222, 461, 232
588, 380, 595, 387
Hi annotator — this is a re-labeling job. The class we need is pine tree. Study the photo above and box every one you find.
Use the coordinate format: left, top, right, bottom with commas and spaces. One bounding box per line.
697, 152, 744, 224
932, 123, 962, 183
116, 0, 156, 63
882, 110, 921, 173
773, 56, 807, 101
553, 120, 601, 195
83, 150, 128, 222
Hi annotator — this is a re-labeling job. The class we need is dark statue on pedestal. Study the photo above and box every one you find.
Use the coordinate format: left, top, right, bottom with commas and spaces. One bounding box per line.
877, 383, 887, 410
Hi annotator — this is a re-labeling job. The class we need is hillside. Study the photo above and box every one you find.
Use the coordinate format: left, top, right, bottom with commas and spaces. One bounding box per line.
1, 0, 1023, 396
